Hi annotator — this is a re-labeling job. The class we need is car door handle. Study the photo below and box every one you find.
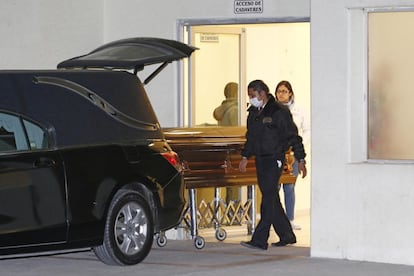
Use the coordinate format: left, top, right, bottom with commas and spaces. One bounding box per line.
34, 157, 56, 167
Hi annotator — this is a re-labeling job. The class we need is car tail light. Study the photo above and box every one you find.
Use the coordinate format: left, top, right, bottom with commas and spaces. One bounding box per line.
161, 151, 182, 172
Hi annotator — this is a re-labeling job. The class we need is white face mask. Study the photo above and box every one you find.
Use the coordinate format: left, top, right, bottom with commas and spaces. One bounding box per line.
250, 97, 263, 108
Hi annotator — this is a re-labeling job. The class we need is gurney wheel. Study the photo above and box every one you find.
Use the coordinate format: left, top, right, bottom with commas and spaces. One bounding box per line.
156, 233, 167, 247
215, 228, 227, 241
194, 236, 205, 249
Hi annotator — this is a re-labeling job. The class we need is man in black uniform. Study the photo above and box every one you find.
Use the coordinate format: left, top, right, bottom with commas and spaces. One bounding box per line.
239, 80, 307, 250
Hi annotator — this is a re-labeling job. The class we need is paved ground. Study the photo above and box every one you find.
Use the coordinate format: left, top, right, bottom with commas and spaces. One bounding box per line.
1, 237, 413, 276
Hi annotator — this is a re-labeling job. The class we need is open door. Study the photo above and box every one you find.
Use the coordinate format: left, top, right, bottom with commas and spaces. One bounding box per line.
186, 26, 246, 127
181, 22, 311, 246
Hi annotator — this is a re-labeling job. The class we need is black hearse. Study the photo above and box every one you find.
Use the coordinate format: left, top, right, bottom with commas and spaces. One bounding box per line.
0, 38, 196, 265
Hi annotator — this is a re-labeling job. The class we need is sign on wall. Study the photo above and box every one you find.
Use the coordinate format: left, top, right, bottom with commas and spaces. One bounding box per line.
200, 34, 220, 43
234, 0, 263, 14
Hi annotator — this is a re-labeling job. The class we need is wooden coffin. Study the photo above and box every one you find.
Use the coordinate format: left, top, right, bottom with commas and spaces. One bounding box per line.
163, 126, 296, 189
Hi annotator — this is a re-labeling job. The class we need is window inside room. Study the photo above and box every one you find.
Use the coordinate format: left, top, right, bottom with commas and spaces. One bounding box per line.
368, 11, 414, 160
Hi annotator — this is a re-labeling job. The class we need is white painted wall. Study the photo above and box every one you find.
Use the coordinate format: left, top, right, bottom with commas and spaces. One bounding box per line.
0, 0, 103, 69
311, 0, 414, 265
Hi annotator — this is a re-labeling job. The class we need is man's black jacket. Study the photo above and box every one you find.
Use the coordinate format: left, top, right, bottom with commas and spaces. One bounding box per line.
241, 94, 306, 161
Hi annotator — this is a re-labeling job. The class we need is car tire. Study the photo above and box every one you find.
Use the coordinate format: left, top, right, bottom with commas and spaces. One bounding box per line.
93, 189, 154, 265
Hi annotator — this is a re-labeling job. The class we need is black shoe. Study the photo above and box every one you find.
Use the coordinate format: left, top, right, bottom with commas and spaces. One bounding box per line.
271, 237, 297, 247
240, 241, 267, 250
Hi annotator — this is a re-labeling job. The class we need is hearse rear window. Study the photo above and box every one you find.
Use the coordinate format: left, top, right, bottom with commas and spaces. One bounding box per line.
0, 112, 48, 152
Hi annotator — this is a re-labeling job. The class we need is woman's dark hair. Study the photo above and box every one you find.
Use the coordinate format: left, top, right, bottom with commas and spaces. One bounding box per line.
275, 80, 295, 101
248, 80, 269, 93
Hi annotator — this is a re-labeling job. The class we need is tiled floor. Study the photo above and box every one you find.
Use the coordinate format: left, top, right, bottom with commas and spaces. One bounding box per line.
198, 209, 310, 247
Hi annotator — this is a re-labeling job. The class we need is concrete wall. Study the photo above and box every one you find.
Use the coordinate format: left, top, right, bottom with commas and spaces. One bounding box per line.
0, 0, 103, 69
311, 0, 414, 265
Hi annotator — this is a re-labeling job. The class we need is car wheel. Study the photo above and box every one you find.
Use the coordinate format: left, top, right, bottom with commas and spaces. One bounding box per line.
93, 189, 154, 265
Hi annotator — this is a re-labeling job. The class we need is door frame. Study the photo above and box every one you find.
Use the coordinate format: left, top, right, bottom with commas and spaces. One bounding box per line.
176, 17, 310, 127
